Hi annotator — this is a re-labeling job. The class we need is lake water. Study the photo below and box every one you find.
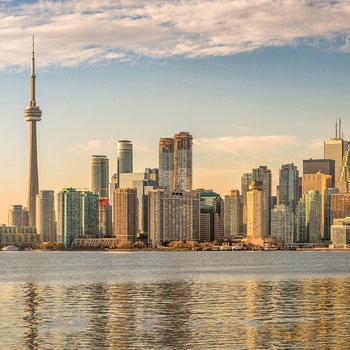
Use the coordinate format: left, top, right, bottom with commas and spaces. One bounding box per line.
0, 250, 350, 349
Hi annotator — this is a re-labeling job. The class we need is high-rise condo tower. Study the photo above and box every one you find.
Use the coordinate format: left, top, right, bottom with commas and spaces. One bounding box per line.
24, 36, 42, 227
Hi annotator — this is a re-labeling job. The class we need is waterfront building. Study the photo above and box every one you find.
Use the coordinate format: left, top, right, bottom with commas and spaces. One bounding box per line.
25, 36, 42, 227
98, 198, 112, 237
57, 189, 98, 246
119, 172, 156, 236
159, 138, 175, 190
148, 189, 200, 247
330, 193, 350, 224
331, 217, 350, 248
174, 132, 193, 191
324, 188, 339, 241
302, 172, 332, 239
113, 188, 138, 243
271, 204, 295, 246
8, 205, 29, 227
91, 155, 109, 198
199, 190, 224, 242
224, 190, 242, 238
0, 226, 40, 248
252, 166, 272, 234
279, 163, 299, 212
81, 192, 99, 237
296, 190, 322, 244
303, 158, 335, 187
36, 190, 56, 242
246, 181, 266, 239
324, 120, 348, 189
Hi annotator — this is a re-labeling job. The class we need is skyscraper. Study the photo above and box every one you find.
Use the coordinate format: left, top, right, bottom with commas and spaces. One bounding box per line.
224, 190, 242, 238
117, 140, 133, 175
271, 204, 295, 247
174, 132, 193, 191
246, 180, 266, 239
24, 36, 42, 227
159, 138, 175, 190
324, 119, 347, 189
252, 166, 272, 234
113, 188, 138, 243
91, 155, 109, 198
36, 190, 56, 242
279, 163, 299, 212
303, 159, 335, 187
148, 189, 200, 247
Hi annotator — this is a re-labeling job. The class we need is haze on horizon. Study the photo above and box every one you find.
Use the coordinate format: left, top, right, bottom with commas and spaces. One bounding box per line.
1, 0, 350, 224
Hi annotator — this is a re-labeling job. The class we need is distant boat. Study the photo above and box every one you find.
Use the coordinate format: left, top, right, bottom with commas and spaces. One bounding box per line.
220, 245, 232, 251
264, 246, 278, 251
2, 245, 20, 251
232, 245, 242, 251
212, 245, 221, 251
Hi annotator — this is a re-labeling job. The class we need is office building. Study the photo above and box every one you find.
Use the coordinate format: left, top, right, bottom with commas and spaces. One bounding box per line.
296, 190, 322, 244
174, 132, 193, 191
36, 190, 56, 242
252, 166, 271, 234
98, 198, 112, 237
91, 155, 109, 198
324, 120, 348, 189
241, 173, 252, 205
25, 36, 42, 227
302, 172, 332, 239
246, 181, 266, 239
148, 189, 200, 247
338, 143, 350, 193
119, 172, 156, 236
331, 217, 350, 248
8, 205, 29, 227
330, 193, 350, 224
271, 204, 295, 246
113, 188, 138, 243
324, 188, 339, 241
279, 163, 299, 212
199, 190, 224, 242
159, 138, 175, 190
224, 190, 242, 237
81, 192, 99, 237
117, 140, 133, 175
303, 159, 335, 187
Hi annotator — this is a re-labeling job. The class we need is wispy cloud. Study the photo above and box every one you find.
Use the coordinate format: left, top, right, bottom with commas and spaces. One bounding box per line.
1, 0, 350, 69
194, 135, 296, 154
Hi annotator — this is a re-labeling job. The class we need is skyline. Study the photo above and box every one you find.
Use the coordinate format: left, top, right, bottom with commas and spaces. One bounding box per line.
1, 1, 350, 223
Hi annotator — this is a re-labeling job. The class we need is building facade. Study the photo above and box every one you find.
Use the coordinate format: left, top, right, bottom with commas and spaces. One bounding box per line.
148, 190, 200, 247
174, 132, 193, 191
91, 155, 109, 198
36, 190, 56, 242
246, 181, 266, 239
224, 190, 242, 238
8, 205, 29, 227
303, 158, 335, 187
271, 204, 295, 246
113, 188, 138, 243
279, 163, 299, 213
159, 138, 175, 191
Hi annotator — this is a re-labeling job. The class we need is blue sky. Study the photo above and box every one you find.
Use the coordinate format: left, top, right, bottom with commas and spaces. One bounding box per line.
1, 0, 350, 223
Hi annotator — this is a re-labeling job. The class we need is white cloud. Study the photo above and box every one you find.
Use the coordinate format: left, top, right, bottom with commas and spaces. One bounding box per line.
1, 0, 350, 69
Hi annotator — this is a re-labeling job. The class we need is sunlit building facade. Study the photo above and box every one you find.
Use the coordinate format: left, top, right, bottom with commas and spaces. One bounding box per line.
36, 190, 56, 242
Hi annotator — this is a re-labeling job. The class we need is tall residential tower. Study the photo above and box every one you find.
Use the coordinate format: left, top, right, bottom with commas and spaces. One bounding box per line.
24, 36, 42, 227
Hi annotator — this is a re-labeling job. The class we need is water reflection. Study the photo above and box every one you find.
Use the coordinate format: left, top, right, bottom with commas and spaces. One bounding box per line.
1, 278, 349, 349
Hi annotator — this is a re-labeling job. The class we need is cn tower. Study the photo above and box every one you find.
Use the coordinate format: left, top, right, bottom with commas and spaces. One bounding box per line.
24, 36, 42, 227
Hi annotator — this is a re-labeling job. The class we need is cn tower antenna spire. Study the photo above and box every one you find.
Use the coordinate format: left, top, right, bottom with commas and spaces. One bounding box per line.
30, 35, 36, 107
